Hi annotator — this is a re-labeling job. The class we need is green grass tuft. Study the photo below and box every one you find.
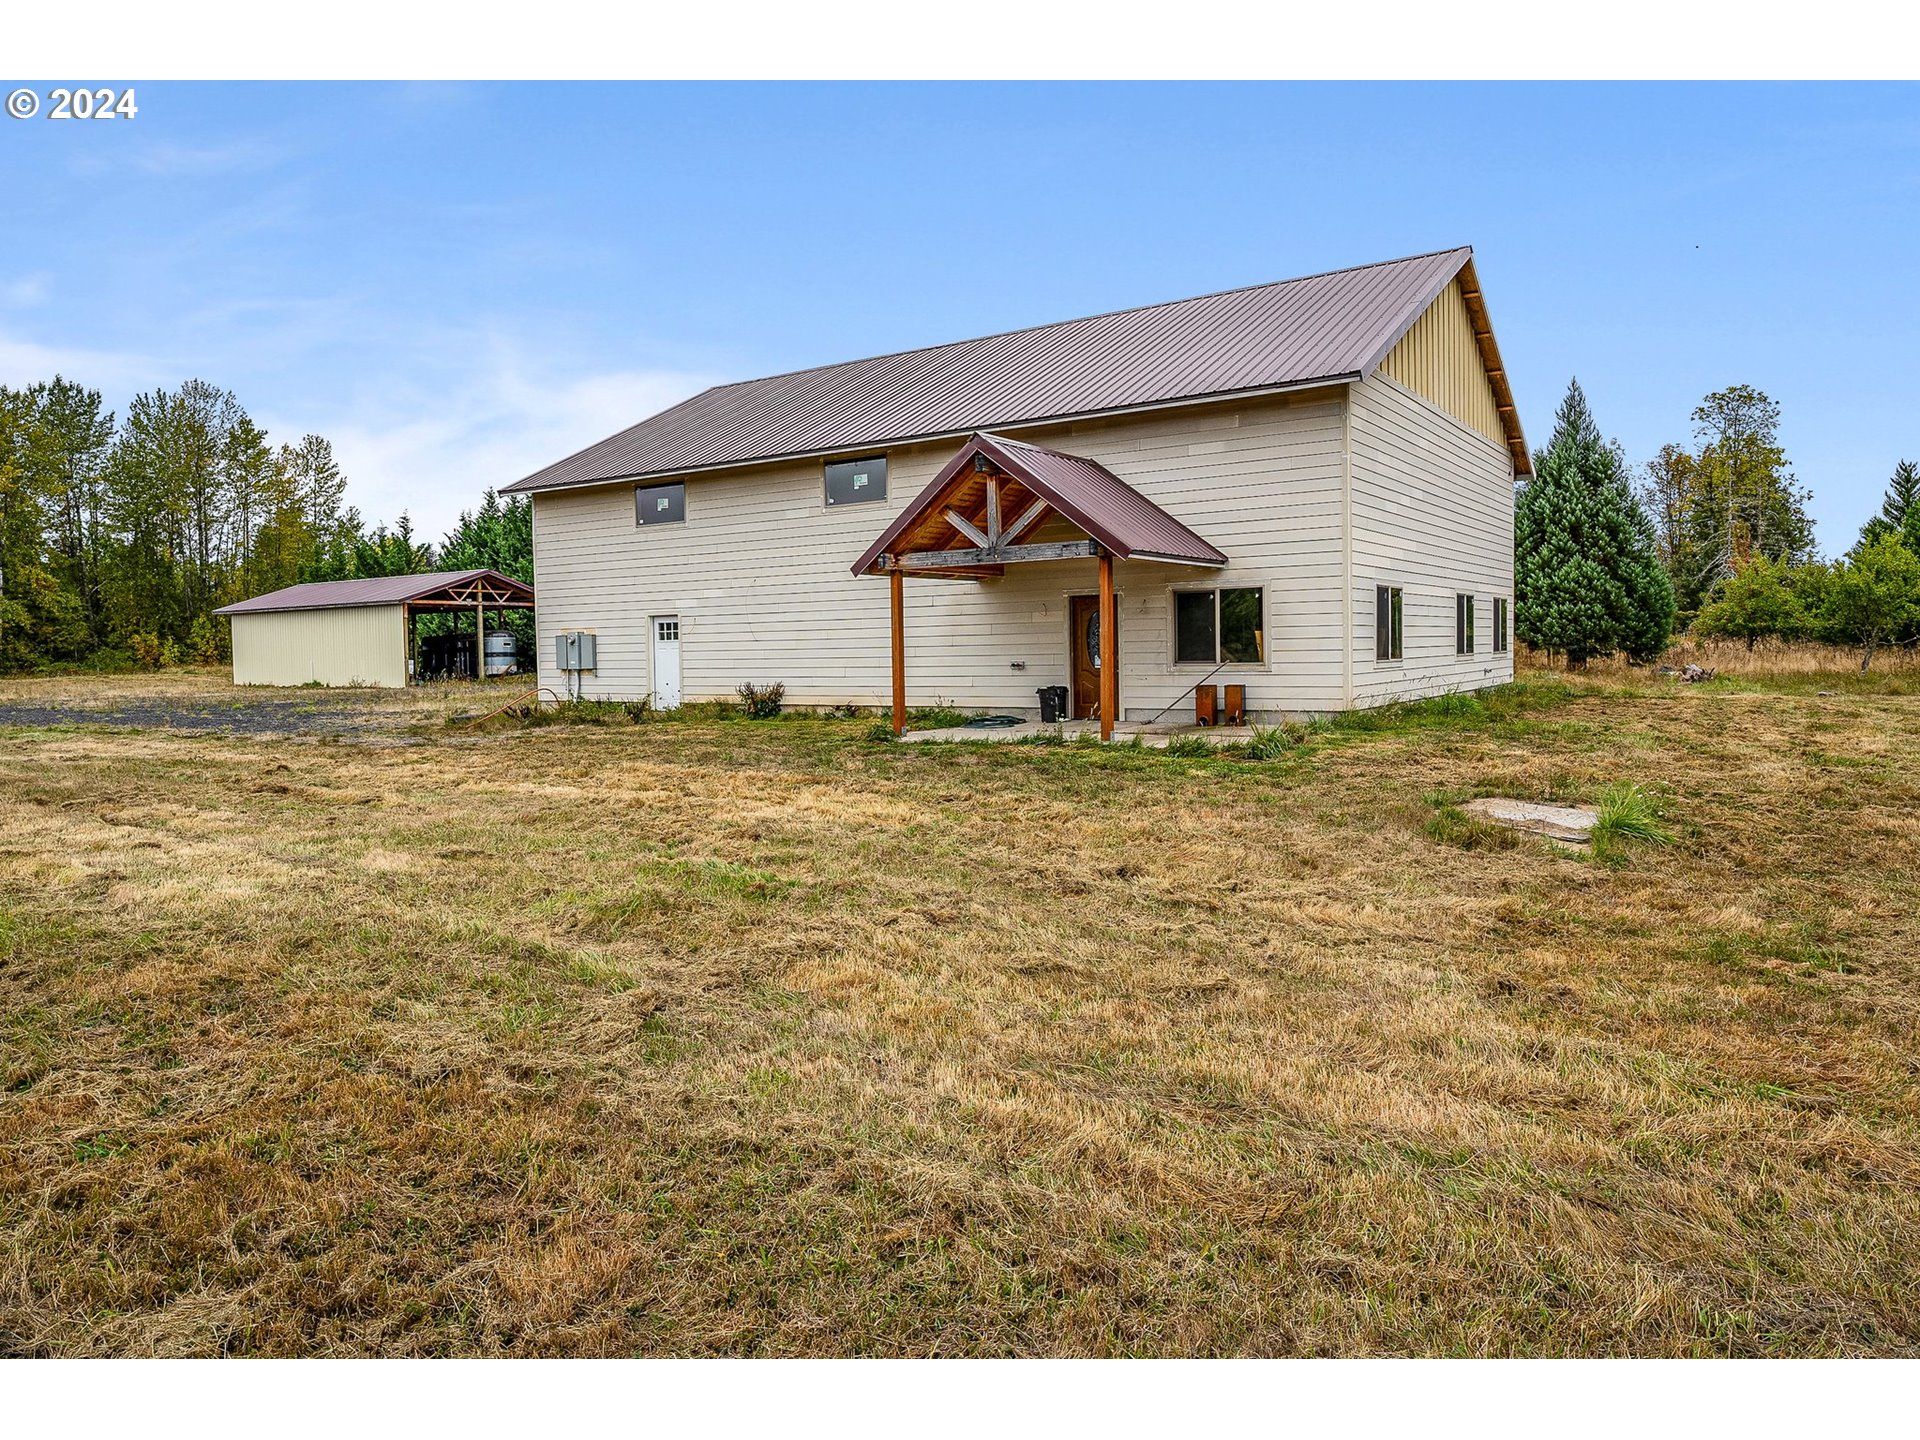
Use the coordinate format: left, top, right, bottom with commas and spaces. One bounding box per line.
1591, 782, 1673, 849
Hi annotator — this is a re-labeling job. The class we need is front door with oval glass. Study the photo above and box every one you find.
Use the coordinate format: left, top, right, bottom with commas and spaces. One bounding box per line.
651, 615, 681, 710
1068, 595, 1113, 721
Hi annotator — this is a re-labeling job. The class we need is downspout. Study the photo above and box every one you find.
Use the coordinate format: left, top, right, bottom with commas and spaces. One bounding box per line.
1340, 383, 1356, 711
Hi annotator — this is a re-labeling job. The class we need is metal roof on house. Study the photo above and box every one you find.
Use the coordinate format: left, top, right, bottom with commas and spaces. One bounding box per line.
853, 433, 1227, 576
505, 247, 1489, 496
213, 569, 533, 616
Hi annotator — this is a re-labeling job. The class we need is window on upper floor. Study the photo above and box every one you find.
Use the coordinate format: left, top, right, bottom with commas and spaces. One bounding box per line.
635, 482, 685, 526
825, 455, 887, 507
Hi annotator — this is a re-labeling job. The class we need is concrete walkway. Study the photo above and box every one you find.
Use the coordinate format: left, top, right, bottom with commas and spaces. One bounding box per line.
899, 719, 1255, 747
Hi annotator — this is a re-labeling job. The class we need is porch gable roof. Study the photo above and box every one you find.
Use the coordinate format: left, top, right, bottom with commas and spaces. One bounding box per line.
852, 432, 1227, 577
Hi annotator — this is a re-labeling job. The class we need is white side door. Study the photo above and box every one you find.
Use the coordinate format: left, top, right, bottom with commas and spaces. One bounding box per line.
651, 616, 681, 709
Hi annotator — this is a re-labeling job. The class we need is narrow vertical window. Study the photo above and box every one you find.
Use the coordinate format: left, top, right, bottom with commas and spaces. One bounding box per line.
1375, 585, 1403, 661
1493, 597, 1509, 653
1456, 594, 1475, 654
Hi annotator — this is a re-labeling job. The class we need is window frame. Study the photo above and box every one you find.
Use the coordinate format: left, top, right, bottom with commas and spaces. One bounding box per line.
634, 481, 686, 527
1375, 585, 1404, 662
823, 454, 888, 508
1456, 593, 1476, 655
1493, 597, 1509, 654
1170, 585, 1266, 667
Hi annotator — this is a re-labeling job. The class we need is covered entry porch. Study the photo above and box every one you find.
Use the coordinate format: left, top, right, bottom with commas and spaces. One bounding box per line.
852, 432, 1228, 740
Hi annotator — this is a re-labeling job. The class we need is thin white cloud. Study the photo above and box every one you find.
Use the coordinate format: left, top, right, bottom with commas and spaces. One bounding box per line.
0, 325, 166, 397
0, 274, 52, 308
68, 137, 289, 180
265, 342, 719, 542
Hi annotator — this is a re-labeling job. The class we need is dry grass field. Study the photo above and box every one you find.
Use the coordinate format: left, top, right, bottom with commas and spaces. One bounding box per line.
2, 660, 1917, 1356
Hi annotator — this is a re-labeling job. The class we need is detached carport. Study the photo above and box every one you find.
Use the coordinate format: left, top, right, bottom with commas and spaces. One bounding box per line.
215, 569, 534, 688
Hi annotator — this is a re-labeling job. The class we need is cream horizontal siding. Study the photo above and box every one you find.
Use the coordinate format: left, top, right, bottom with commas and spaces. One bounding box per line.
1348, 372, 1515, 705
229, 605, 407, 688
532, 390, 1351, 719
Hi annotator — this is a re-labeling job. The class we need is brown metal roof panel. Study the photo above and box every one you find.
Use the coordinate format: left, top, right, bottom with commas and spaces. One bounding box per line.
212, 569, 532, 616
509, 248, 1474, 493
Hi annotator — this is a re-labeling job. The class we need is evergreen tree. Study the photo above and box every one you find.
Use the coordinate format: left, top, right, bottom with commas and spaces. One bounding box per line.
1855, 459, 1919, 554
437, 489, 534, 651
1516, 379, 1676, 666
438, 489, 532, 583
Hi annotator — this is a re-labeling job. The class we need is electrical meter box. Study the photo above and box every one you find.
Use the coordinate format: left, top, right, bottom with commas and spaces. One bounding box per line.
555, 631, 597, 671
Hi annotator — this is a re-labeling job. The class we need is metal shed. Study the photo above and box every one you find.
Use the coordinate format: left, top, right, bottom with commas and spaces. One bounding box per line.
213, 570, 534, 688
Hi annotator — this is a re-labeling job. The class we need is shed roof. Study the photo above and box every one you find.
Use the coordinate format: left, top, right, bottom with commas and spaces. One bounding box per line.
213, 569, 533, 616
853, 433, 1226, 576
505, 247, 1514, 496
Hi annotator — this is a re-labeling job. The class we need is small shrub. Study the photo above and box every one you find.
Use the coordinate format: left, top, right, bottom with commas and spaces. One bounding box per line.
127, 632, 166, 670
1592, 783, 1672, 849
737, 682, 787, 719
824, 702, 866, 719
863, 720, 896, 743
187, 615, 227, 664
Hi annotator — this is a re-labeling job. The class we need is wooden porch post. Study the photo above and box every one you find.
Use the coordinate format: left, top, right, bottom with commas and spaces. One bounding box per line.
475, 595, 485, 681
1098, 549, 1116, 742
890, 567, 906, 736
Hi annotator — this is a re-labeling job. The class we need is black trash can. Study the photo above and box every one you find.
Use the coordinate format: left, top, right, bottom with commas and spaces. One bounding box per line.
1037, 685, 1068, 723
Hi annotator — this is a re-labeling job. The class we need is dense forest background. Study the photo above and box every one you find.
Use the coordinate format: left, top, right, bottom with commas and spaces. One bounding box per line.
4, 369, 1913, 676
0, 375, 530, 672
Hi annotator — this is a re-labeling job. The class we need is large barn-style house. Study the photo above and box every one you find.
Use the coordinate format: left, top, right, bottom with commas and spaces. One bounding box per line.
504, 247, 1527, 734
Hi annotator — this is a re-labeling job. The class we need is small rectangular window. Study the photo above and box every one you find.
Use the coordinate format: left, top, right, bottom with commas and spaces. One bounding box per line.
1456, 594, 1475, 655
1219, 588, 1263, 663
1493, 597, 1509, 653
1174, 588, 1263, 665
825, 455, 887, 506
1375, 586, 1403, 661
635, 482, 685, 526
1175, 591, 1216, 664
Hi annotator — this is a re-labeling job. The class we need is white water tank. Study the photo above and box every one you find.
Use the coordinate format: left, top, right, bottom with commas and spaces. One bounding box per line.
483, 630, 519, 677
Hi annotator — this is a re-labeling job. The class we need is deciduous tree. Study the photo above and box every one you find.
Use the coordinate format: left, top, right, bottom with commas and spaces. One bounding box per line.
1818, 536, 1920, 671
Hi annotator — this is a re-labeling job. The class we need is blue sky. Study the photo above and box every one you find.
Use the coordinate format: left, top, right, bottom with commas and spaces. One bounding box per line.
2, 81, 1914, 545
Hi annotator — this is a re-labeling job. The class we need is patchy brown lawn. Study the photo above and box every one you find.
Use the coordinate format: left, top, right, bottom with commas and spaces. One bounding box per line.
1, 669, 1917, 1356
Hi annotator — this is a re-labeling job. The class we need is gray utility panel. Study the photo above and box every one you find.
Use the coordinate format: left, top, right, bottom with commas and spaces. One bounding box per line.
555, 631, 597, 671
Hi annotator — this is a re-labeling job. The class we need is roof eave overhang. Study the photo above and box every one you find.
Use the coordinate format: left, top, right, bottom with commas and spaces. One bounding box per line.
1351, 249, 1531, 478
502, 374, 1360, 499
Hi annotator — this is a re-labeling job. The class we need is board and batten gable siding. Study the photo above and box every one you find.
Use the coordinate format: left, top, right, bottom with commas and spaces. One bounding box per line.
531, 389, 1351, 718
228, 605, 408, 688
1347, 370, 1515, 706
1377, 276, 1504, 449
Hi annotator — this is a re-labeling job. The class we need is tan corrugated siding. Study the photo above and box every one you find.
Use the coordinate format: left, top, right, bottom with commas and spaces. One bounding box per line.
229, 605, 407, 688
1378, 279, 1504, 447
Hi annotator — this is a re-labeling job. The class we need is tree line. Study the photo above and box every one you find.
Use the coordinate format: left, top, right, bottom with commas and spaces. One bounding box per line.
0, 375, 531, 672
1517, 379, 1919, 670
